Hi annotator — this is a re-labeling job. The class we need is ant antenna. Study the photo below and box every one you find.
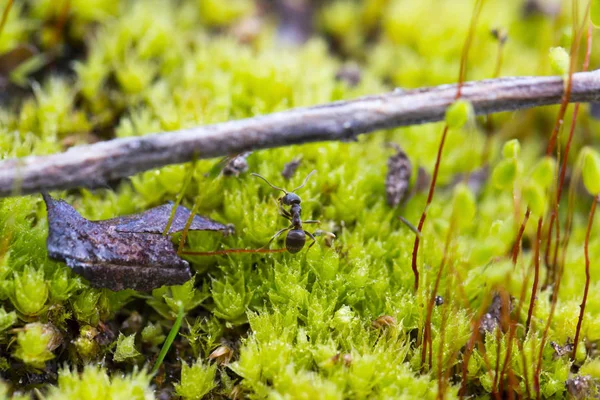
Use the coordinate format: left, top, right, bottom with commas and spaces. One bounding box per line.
292, 170, 316, 193
251, 173, 288, 194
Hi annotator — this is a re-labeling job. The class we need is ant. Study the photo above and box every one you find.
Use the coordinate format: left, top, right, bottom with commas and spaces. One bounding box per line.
252, 170, 323, 253
180, 170, 333, 257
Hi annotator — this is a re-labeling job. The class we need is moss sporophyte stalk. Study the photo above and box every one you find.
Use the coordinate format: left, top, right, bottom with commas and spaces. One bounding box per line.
2, 0, 600, 399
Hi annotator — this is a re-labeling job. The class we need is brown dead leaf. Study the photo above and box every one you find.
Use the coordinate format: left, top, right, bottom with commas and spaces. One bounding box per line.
43, 193, 228, 291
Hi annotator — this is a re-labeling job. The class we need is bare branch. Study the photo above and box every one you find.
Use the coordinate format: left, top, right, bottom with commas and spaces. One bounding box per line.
2, 71, 600, 198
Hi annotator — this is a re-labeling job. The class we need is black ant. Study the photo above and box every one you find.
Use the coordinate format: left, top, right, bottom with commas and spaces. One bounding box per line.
180, 170, 333, 257
252, 170, 323, 253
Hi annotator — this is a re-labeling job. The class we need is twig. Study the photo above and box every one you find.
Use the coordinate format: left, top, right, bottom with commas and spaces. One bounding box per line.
2, 71, 600, 197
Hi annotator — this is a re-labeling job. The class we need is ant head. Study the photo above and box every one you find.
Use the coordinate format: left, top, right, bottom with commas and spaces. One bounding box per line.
281, 192, 301, 205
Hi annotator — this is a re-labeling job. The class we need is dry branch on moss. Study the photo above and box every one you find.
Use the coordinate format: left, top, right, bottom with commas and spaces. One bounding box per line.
1, 70, 600, 197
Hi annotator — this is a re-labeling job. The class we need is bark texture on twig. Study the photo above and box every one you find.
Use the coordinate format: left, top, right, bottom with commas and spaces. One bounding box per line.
2, 70, 600, 197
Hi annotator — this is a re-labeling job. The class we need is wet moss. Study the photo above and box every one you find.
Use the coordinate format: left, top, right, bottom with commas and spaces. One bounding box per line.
0, 0, 599, 398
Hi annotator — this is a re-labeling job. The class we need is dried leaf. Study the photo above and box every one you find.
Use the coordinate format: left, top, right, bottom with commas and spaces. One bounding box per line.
385, 144, 412, 207
550, 338, 574, 359
43, 193, 228, 292
101, 203, 226, 235
566, 375, 595, 400
478, 293, 512, 335
281, 157, 302, 180
208, 340, 236, 365
335, 63, 362, 87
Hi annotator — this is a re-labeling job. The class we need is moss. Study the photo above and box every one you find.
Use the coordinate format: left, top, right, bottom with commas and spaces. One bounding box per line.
141, 322, 165, 348
113, 333, 141, 363
10, 266, 48, 317
12, 323, 60, 369
46, 365, 154, 400
174, 359, 217, 399
1, 0, 600, 398
0, 308, 16, 332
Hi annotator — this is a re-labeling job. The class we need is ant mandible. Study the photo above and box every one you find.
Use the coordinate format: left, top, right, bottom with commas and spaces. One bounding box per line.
252, 170, 321, 253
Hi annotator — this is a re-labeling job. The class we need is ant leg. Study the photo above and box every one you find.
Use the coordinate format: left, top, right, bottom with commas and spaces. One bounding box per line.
304, 230, 317, 251
279, 214, 292, 222
275, 199, 292, 220
303, 220, 320, 225
263, 226, 292, 249
313, 230, 336, 238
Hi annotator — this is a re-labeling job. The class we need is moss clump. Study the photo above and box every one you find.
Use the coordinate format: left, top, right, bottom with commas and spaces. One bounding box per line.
12, 323, 59, 368
46, 366, 154, 400
175, 359, 217, 399
1, 0, 600, 398
113, 333, 141, 363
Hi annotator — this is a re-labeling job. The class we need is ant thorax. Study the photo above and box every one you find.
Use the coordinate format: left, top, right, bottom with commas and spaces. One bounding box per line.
290, 203, 302, 227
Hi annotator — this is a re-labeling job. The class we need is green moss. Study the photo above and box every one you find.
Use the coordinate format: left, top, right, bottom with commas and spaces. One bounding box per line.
113, 333, 141, 363
148, 279, 208, 319
13, 323, 60, 369
141, 323, 165, 348
1, 0, 600, 398
73, 326, 101, 362
0, 307, 16, 332
46, 365, 154, 400
10, 265, 48, 316
175, 359, 217, 399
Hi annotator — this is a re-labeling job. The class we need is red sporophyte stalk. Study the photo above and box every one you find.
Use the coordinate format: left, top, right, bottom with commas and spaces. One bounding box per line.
411, 125, 448, 291
421, 221, 454, 370
492, 327, 502, 394
444, 267, 497, 399
499, 253, 538, 394
512, 209, 530, 265
522, 338, 533, 399
436, 277, 453, 399
537, 18, 593, 392
0, 0, 13, 39
572, 196, 597, 360
458, 295, 500, 400
525, 218, 543, 333
544, 2, 591, 282
508, 3, 590, 395
411, 0, 485, 291
481, 28, 507, 166
177, 196, 202, 255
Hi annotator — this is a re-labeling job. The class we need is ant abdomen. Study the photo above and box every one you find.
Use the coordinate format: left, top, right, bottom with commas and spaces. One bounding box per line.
286, 229, 306, 253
